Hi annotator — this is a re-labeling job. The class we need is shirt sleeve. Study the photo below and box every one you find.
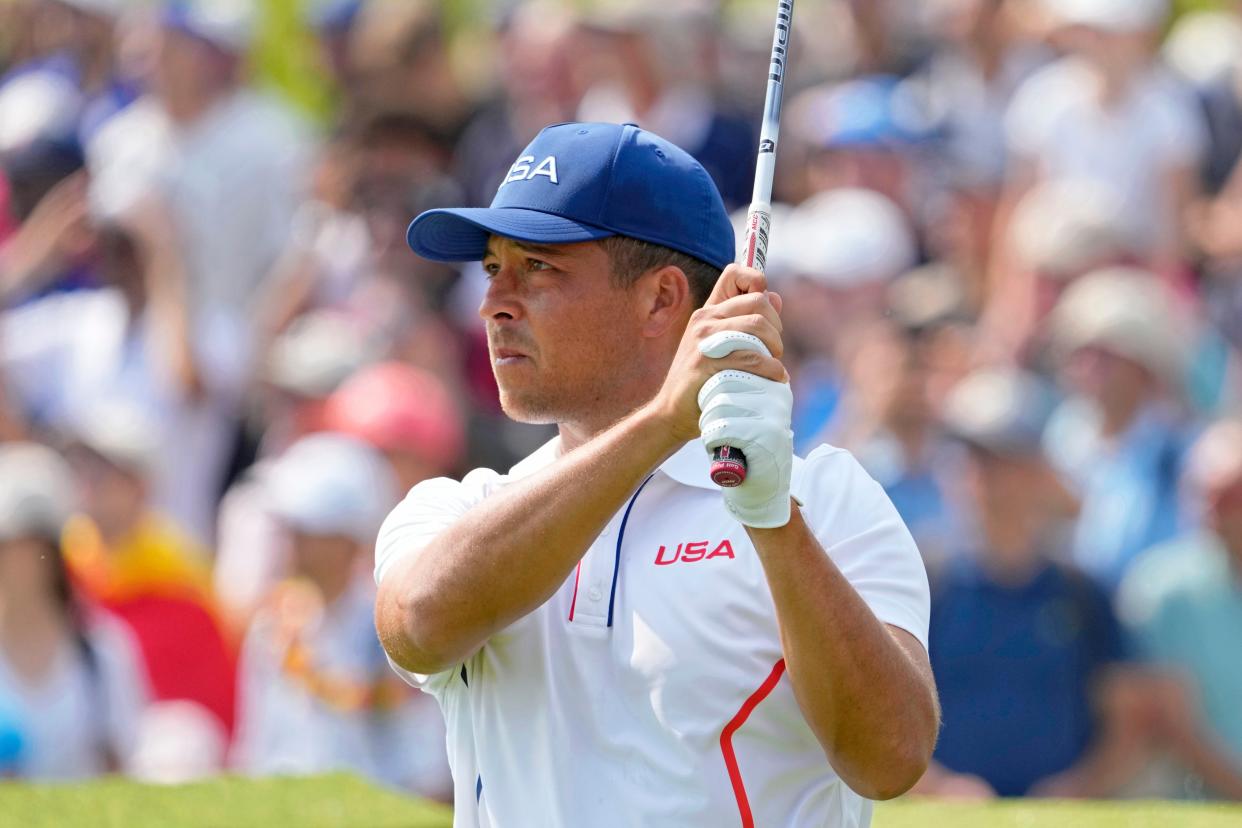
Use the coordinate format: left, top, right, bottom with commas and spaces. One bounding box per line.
374, 468, 500, 692
794, 445, 932, 653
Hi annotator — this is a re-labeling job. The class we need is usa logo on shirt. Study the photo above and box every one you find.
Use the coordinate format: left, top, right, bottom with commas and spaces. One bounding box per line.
654, 540, 736, 566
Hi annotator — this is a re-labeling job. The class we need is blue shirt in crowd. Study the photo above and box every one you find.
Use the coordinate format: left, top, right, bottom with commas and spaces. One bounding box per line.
929, 555, 1125, 796
849, 430, 960, 565
1118, 533, 1242, 767
1043, 400, 1193, 591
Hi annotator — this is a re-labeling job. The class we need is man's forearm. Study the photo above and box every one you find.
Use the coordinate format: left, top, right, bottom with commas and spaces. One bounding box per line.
747, 506, 939, 800
378, 404, 682, 674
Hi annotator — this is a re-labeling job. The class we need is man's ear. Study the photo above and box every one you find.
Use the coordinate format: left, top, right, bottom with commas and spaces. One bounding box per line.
636, 265, 692, 339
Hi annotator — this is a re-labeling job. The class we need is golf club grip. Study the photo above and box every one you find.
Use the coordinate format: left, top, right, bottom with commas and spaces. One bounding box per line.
709, 208, 771, 488
710, 0, 793, 489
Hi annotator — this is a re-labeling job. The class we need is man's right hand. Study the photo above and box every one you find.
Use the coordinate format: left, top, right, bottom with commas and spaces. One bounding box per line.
647, 263, 787, 443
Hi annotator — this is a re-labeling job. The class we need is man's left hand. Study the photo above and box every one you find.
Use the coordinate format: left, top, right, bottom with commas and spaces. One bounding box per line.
698, 331, 794, 528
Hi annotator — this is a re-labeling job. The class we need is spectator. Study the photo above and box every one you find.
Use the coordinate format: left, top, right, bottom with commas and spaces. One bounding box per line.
0, 0, 135, 145
213, 312, 375, 627
830, 316, 961, 566
1042, 268, 1198, 590
86, 0, 309, 343
576, 3, 757, 209
57, 400, 237, 755
214, 358, 463, 626
790, 76, 929, 216
1117, 420, 1242, 799
1, 203, 249, 543
322, 361, 466, 492
345, 0, 472, 144
920, 368, 1137, 798
1000, 0, 1205, 267
0, 70, 90, 302
256, 111, 468, 402
914, 0, 1050, 190
60, 400, 212, 608
305, 0, 364, 106
232, 433, 450, 798
983, 178, 1138, 359
782, 187, 919, 449
453, 0, 583, 209
0, 441, 147, 779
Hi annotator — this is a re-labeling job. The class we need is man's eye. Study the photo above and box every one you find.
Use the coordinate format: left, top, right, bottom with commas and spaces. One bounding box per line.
527, 259, 552, 272
483, 262, 501, 277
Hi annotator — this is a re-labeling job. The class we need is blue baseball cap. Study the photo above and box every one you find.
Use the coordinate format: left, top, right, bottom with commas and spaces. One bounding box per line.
407, 122, 735, 270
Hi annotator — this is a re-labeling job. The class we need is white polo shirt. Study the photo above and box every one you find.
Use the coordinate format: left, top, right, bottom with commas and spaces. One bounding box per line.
375, 438, 930, 828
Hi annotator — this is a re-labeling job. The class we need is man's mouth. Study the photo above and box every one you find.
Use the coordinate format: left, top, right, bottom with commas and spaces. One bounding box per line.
493, 347, 530, 366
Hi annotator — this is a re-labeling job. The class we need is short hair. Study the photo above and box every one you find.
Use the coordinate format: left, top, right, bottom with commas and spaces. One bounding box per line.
599, 236, 722, 308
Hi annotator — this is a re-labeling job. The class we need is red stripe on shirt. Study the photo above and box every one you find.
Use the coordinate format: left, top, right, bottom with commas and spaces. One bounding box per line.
720, 659, 787, 828
568, 561, 582, 621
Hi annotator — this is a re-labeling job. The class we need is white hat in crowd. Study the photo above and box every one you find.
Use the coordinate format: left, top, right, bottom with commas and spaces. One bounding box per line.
265, 433, 397, 545
1042, 0, 1168, 33
0, 70, 81, 156
1009, 179, 1132, 279
162, 0, 256, 54
785, 188, 917, 288
1163, 11, 1242, 86
264, 311, 377, 399
1049, 267, 1190, 386
0, 443, 78, 543
67, 398, 161, 478
941, 368, 1057, 456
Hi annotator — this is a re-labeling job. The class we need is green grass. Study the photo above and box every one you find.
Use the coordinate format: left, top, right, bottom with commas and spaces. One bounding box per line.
876, 798, 1242, 827
2, 774, 1241, 827
0, 774, 451, 828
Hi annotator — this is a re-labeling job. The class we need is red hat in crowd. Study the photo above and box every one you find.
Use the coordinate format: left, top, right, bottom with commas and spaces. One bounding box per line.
322, 362, 465, 472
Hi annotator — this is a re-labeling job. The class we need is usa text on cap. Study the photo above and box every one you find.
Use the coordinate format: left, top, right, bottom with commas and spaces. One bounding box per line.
406, 122, 735, 271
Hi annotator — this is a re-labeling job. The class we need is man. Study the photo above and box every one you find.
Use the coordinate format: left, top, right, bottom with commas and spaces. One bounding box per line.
917, 368, 1135, 798
1042, 267, 1197, 591
1117, 419, 1242, 799
0, 441, 148, 779
234, 433, 450, 799
1000, 0, 1204, 268
86, 0, 307, 334
575, 4, 756, 209
830, 314, 960, 569
375, 122, 937, 826
58, 399, 237, 757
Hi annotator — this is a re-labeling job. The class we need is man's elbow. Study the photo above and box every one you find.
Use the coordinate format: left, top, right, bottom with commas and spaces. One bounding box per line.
845, 697, 939, 800
855, 740, 935, 801
374, 575, 464, 676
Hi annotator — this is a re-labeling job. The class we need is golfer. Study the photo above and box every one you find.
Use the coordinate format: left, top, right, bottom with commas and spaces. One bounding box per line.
375, 122, 938, 827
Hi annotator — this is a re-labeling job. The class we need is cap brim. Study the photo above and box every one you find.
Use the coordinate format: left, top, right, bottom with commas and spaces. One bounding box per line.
406, 207, 615, 262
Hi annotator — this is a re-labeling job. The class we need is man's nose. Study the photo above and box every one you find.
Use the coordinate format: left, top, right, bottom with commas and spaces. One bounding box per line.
479, 267, 524, 322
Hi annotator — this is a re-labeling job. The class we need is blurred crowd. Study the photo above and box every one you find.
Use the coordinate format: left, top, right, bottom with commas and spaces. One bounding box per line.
1, 0, 1242, 805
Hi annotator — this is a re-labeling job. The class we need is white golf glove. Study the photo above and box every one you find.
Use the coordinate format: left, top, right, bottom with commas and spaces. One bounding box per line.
697, 331, 794, 528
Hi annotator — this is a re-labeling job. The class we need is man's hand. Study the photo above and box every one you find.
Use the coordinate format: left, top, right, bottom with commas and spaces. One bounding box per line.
697, 332, 793, 527
647, 264, 787, 442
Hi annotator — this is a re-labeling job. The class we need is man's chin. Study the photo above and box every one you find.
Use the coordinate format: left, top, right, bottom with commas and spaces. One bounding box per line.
498, 390, 562, 426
